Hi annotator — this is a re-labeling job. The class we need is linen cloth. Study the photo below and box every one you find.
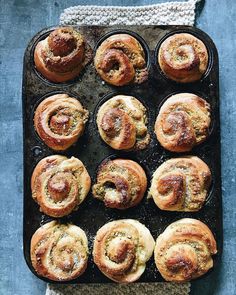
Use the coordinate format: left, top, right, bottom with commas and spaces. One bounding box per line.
46, 1, 201, 294
60, 0, 200, 26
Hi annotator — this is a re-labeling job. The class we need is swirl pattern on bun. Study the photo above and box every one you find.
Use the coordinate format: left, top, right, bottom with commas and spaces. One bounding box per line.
31, 221, 88, 281
94, 34, 148, 86
149, 157, 211, 211
97, 95, 150, 150
154, 218, 217, 282
93, 219, 155, 282
93, 158, 147, 209
155, 93, 211, 152
34, 27, 92, 82
34, 94, 89, 151
31, 155, 91, 217
158, 33, 208, 83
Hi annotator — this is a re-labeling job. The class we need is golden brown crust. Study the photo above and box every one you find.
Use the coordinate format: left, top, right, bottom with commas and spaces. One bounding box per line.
154, 218, 217, 282
30, 221, 88, 281
155, 93, 211, 152
93, 159, 147, 209
34, 27, 92, 83
94, 34, 148, 86
93, 219, 155, 282
149, 156, 211, 211
97, 95, 150, 151
31, 155, 91, 217
158, 33, 208, 83
34, 94, 89, 151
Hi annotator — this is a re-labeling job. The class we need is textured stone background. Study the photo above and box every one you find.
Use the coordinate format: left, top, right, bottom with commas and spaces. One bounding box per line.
0, 1, 235, 295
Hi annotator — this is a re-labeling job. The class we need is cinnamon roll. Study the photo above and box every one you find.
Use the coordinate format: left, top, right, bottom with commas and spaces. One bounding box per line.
94, 34, 148, 86
31, 155, 91, 217
34, 27, 92, 82
154, 218, 217, 282
149, 157, 211, 211
93, 219, 155, 282
34, 94, 89, 151
155, 93, 211, 152
31, 221, 88, 281
158, 33, 208, 83
93, 159, 147, 209
97, 95, 150, 150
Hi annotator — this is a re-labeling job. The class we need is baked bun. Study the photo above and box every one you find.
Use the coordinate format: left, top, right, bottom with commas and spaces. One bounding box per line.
94, 34, 148, 86
93, 219, 155, 282
155, 93, 211, 152
93, 158, 147, 209
149, 157, 211, 211
158, 33, 208, 83
34, 27, 92, 83
97, 95, 150, 150
154, 218, 217, 282
31, 155, 91, 217
34, 94, 89, 151
31, 221, 88, 281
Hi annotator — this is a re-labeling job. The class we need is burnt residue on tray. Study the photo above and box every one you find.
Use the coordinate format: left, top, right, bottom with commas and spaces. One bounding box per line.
22, 25, 222, 284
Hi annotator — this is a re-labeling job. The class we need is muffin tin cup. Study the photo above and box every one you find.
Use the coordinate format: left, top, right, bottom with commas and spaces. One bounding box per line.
22, 25, 222, 284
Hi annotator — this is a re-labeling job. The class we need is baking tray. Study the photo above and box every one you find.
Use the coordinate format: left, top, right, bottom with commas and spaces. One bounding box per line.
22, 25, 222, 283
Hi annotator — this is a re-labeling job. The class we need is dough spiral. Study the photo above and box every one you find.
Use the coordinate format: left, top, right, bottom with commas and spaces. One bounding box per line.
94, 34, 148, 86
31, 155, 91, 217
149, 157, 211, 211
154, 218, 217, 282
93, 158, 147, 209
97, 95, 150, 150
93, 219, 155, 282
30, 221, 88, 281
34, 27, 92, 82
158, 33, 208, 83
34, 94, 89, 151
155, 93, 211, 152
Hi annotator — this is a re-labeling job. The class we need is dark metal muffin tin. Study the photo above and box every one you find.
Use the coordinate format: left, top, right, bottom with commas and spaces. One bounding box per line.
22, 25, 222, 283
